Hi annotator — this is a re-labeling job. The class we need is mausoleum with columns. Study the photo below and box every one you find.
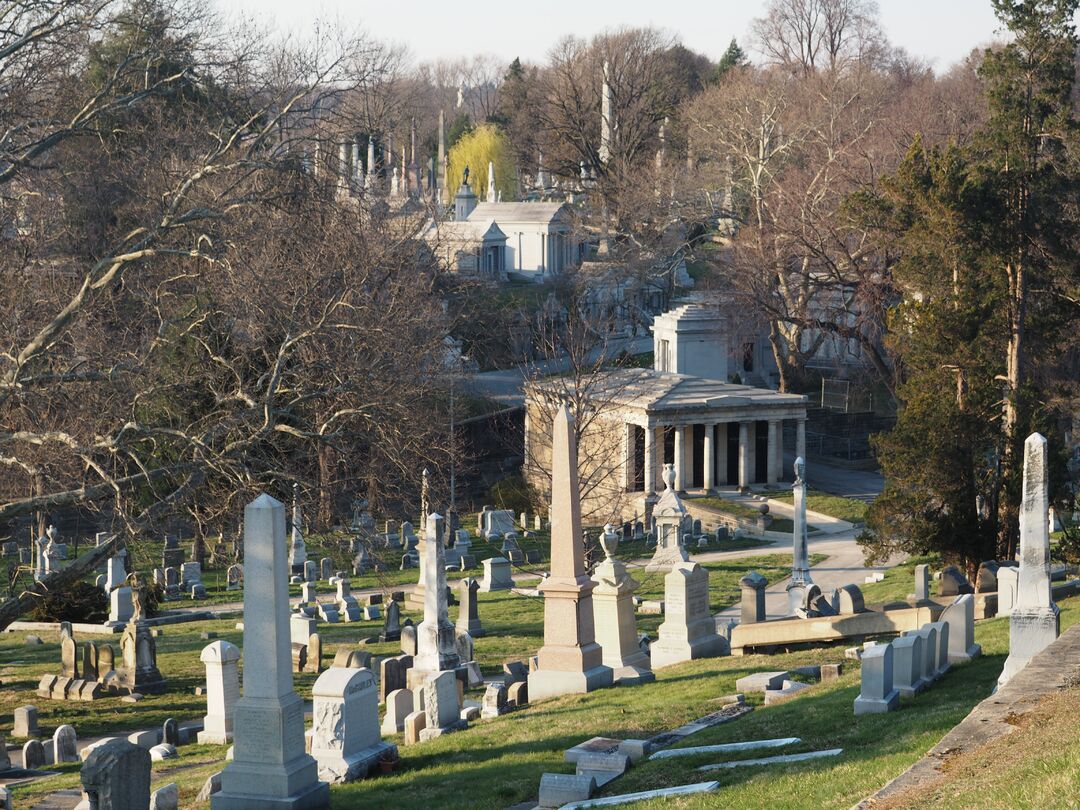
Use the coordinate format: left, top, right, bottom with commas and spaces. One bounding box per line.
524, 368, 808, 522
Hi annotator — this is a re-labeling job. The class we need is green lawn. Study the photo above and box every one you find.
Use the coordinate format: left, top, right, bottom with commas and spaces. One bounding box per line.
765, 490, 869, 525
858, 555, 943, 605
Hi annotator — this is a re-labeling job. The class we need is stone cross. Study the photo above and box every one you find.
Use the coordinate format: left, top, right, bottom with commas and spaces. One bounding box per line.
999, 433, 1060, 686
786, 457, 814, 614
198, 640, 240, 745
212, 493, 328, 809
528, 404, 613, 701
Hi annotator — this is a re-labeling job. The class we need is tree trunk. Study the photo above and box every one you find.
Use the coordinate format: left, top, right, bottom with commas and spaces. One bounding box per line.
318, 443, 336, 531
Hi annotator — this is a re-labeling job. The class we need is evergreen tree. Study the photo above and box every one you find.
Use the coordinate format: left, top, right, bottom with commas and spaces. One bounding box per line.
712, 38, 747, 83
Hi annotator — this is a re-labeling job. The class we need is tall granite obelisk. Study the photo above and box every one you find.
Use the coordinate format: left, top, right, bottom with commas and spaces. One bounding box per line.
213, 494, 329, 810
528, 404, 613, 701
998, 433, 1059, 687
786, 457, 815, 614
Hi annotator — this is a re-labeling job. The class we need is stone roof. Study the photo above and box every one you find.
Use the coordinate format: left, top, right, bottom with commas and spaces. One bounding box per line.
466, 202, 570, 225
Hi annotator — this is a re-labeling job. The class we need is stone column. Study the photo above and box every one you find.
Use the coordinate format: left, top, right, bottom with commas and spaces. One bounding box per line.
528, 404, 613, 701
623, 423, 636, 492
716, 423, 728, 485
674, 426, 687, 492
212, 494, 328, 810
737, 422, 750, 489
998, 433, 1059, 686
796, 418, 806, 463
766, 421, 779, 486
643, 425, 656, 496
702, 424, 715, 492
412, 513, 460, 683
774, 419, 784, 481
785, 458, 814, 615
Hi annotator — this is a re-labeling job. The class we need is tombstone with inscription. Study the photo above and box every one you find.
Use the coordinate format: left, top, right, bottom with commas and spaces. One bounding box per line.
456, 577, 484, 638
310, 667, 395, 783
650, 562, 728, 668
81, 739, 151, 809
198, 640, 241, 745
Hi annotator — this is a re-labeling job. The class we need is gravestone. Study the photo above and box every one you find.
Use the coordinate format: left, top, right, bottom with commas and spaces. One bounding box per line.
320, 558, 333, 581
740, 572, 767, 624
785, 457, 815, 613
99, 644, 115, 676
891, 635, 928, 697
853, 644, 899, 714
381, 689, 413, 734
288, 484, 308, 574
528, 405, 613, 702
997, 565, 1019, 616
591, 525, 653, 685
52, 724, 78, 763
913, 624, 940, 685
211, 493, 329, 810
162, 534, 185, 569
379, 601, 401, 642
650, 562, 728, 669
835, 584, 866, 615
116, 618, 166, 694
999, 433, 1060, 687
418, 670, 465, 742
81, 739, 151, 808
976, 560, 1000, 593
108, 587, 134, 626
304, 560, 317, 583
378, 655, 411, 703
926, 620, 951, 678
13, 706, 38, 738
336, 579, 361, 622
226, 564, 243, 591
644, 465, 691, 573
82, 641, 99, 681
198, 640, 241, 745
478, 557, 512, 592
481, 682, 509, 718
410, 514, 461, 685
181, 561, 203, 587
456, 577, 484, 638
940, 594, 981, 664
22, 739, 46, 770
914, 564, 931, 602
310, 667, 395, 783
939, 566, 973, 597
163, 718, 179, 746
306, 633, 324, 674
105, 555, 126, 592
61, 630, 79, 679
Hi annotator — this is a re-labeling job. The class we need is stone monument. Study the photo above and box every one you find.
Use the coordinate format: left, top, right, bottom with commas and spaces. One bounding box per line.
644, 465, 691, 573
310, 667, 395, 783
786, 457, 814, 614
198, 640, 241, 745
528, 404, 613, 701
650, 562, 728, 669
998, 433, 1060, 687
591, 525, 653, 684
212, 493, 329, 809
410, 513, 461, 686
288, 483, 308, 576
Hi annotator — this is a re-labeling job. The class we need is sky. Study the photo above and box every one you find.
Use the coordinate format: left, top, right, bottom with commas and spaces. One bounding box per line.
214, 0, 1006, 72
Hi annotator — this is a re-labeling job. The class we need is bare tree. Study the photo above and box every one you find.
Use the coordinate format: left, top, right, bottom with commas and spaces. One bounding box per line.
751, 0, 888, 77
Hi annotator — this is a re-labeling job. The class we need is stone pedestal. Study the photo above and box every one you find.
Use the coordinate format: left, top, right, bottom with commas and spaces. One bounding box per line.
999, 434, 1060, 687
527, 405, 613, 702
591, 532, 653, 685
199, 640, 240, 745
213, 494, 328, 810
310, 667, 395, 783
478, 557, 512, 591
650, 562, 728, 669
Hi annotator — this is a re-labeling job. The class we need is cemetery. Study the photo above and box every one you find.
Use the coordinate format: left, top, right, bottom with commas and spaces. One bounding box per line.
3, 1, 1080, 808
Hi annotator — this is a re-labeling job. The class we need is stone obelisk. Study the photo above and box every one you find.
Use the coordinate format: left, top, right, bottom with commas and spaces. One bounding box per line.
998, 433, 1059, 687
213, 494, 329, 810
528, 404, 613, 701
410, 513, 460, 687
786, 457, 814, 614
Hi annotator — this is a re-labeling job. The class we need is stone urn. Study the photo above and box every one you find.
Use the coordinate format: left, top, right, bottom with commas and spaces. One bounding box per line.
599, 524, 620, 560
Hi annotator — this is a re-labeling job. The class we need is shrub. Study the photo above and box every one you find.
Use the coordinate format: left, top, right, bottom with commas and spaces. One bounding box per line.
28, 581, 108, 623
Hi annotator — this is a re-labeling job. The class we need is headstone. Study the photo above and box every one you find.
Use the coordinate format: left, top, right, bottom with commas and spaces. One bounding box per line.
99, 644, 115, 676
740, 572, 767, 624
976, 560, 1000, 593
288, 484, 308, 574
538, 773, 596, 808
151, 782, 179, 809
81, 739, 151, 808
853, 644, 899, 714
310, 667, 395, 783
528, 405, 614, 701
644, 465, 691, 573
81, 641, 99, 681
400, 624, 418, 657
913, 624, 940, 684
927, 620, 951, 678
651, 562, 728, 668
105, 555, 125, 591
891, 635, 928, 697
478, 557, 512, 592
411, 514, 461, 684
382, 689, 414, 734
307, 633, 324, 674
999, 433, 1060, 687
116, 618, 166, 694
914, 564, 930, 602
379, 655, 410, 703
162, 534, 184, 569
456, 577, 484, 638
181, 561, 202, 587
481, 682, 508, 718
379, 601, 401, 642
402, 711, 426, 745
835, 584, 866, 615
419, 670, 465, 742
109, 587, 133, 626
226, 564, 243, 591
304, 560, 317, 583
320, 558, 333, 581
13, 706, 38, 738
52, 724, 78, 763
163, 718, 179, 746
997, 565, 1019, 616
591, 525, 653, 685
940, 593, 981, 664
198, 640, 241, 744
939, 565, 972, 597
22, 739, 46, 770
61, 630, 79, 679
336, 579, 361, 622
211, 493, 329, 809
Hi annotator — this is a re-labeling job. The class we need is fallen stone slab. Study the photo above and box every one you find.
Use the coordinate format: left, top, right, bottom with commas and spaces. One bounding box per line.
538, 772, 595, 808
763, 680, 812, 706
574, 752, 631, 787
649, 737, 801, 760
647, 704, 753, 751
559, 780, 721, 809
734, 671, 789, 693
696, 748, 843, 771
